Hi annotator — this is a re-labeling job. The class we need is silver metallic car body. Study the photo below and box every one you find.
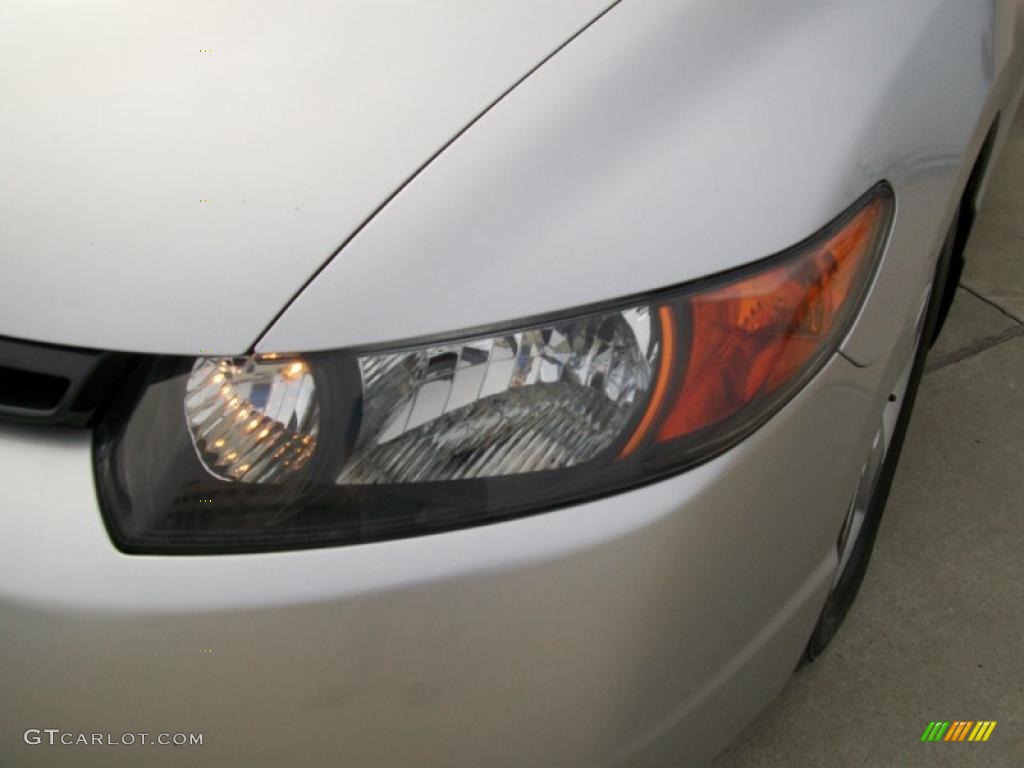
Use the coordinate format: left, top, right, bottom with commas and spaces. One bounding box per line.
2, 1, 1024, 766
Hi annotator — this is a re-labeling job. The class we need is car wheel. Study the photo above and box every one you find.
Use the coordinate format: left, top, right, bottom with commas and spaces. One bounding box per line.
804, 221, 954, 660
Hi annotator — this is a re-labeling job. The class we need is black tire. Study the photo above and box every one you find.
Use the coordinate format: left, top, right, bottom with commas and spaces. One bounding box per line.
930, 208, 966, 348
804, 220, 955, 660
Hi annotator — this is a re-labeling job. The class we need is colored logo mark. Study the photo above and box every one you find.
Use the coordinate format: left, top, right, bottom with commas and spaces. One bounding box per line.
920, 721, 996, 742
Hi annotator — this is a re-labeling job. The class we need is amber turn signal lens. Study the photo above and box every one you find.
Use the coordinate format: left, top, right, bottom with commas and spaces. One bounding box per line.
654, 193, 890, 443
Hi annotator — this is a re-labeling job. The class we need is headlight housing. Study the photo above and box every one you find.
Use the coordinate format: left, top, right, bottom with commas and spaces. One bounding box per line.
95, 184, 892, 553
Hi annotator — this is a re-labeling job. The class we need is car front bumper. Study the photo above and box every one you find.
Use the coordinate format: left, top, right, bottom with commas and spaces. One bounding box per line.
0, 346, 894, 768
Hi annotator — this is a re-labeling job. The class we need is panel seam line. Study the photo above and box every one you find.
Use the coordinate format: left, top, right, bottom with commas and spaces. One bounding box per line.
246, 0, 627, 354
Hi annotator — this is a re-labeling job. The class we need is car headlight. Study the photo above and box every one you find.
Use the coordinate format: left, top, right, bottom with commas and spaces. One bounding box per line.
95, 184, 892, 553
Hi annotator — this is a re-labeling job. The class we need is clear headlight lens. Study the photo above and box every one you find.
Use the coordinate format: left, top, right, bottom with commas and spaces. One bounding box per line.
342, 308, 655, 483
94, 184, 892, 554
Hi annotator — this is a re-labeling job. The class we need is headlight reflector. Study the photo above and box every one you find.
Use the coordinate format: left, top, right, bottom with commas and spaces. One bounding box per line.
341, 307, 656, 483
184, 356, 319, 483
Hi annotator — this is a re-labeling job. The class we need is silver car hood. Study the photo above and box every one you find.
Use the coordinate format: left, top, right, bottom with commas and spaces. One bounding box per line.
0, 0, 612, 354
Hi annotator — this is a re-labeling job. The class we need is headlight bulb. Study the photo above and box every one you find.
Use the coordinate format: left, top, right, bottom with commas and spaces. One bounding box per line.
184, 355, 320, 483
